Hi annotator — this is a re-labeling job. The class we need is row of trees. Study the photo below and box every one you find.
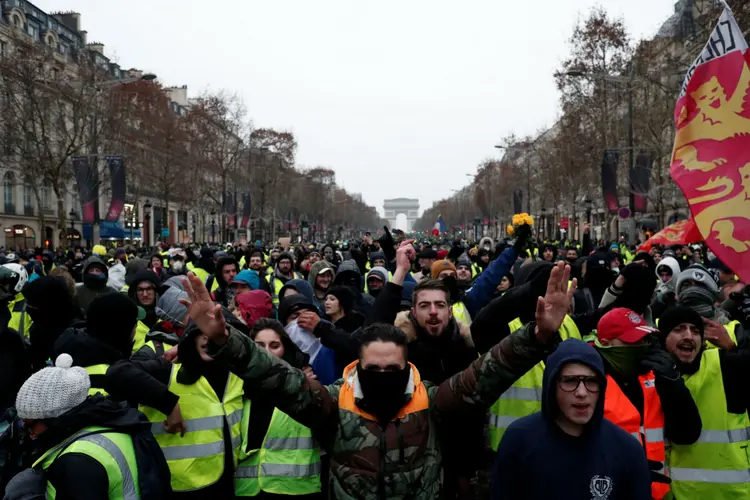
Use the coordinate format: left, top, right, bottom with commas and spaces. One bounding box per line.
416, 0, 726, 238
0, 30, 379, 244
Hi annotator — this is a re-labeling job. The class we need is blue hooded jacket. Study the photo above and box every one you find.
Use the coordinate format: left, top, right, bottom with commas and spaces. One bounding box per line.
491, 338, 651, 500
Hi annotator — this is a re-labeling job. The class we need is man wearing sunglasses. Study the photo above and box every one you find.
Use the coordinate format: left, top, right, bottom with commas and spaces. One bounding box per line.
492, 337, 652, 500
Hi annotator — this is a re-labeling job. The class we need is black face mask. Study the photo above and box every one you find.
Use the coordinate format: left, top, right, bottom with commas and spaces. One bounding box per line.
83, 272, 108, 290
356, 364, 411, 424
368, 287, 381, 298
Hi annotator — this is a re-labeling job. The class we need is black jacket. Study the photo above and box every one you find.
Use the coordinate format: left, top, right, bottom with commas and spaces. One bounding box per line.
28, 397, 170, 500
0, 306, 29, 412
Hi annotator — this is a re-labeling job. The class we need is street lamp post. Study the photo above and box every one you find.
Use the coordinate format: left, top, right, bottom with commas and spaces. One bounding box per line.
68, 209, 76, 248
210, 210, 216, 243
143, 200, 152, 247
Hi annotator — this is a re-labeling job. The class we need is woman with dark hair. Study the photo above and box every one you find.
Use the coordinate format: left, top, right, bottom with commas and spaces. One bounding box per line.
323, 286, 364, 334
239, 318, 323, 498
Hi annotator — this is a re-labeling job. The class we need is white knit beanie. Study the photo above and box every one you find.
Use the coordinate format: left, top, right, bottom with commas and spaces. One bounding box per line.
15, 354, 91, 420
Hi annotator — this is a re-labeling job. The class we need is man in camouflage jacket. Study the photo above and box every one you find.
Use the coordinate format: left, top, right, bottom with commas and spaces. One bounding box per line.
184, 261, 577, 499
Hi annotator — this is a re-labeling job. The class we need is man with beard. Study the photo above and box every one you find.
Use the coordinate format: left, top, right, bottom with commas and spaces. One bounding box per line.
267, 252, 302, 307
308, 261, 335, 312
412, 248, 437, 282
178, 259, 579, 500
74, 256, 115, 313
456, 256, 475, 289
595, 308, 701, 499
565, 246, 579, 264
207, 256, 239, 307
246, 250, 264, 272
659, 306, 750, 499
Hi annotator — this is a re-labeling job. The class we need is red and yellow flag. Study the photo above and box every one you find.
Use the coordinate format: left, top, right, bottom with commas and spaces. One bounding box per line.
671, 3, 750, 282
638, 218, 702, 252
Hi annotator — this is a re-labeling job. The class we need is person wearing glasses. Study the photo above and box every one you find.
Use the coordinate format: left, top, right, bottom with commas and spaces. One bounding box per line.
491, 337, 652, 500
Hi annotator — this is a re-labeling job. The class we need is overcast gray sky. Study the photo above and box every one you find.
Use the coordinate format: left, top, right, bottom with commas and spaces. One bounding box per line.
36, 0, 677, 216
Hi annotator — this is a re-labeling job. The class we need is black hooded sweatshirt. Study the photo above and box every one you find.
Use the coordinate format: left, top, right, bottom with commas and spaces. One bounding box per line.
24, 276, 77, 372
492, 338, 651, 499
26, 396, 171, 500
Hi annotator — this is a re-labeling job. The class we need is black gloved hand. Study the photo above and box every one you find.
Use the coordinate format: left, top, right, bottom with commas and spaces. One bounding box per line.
640, 346, 680, 381
648, 459, 672, 485
736, 285, 750, 326
512, 224, 531, 252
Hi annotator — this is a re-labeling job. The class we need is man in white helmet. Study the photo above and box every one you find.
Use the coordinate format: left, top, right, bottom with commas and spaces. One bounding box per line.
2, 263, 31, 339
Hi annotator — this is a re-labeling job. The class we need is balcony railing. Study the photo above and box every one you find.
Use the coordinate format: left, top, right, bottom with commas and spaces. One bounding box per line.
4, 204, 15, 215
23, 205, 34, 216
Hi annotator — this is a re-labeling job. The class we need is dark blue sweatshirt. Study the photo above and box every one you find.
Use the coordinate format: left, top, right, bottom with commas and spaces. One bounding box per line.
491, 338, 651, 500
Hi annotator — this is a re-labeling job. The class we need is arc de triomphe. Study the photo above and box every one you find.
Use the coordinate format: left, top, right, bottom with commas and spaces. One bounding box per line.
383, 198, 420, 232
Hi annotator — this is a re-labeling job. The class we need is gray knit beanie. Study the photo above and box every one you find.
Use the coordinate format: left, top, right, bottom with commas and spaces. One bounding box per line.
15, 354, 90, 420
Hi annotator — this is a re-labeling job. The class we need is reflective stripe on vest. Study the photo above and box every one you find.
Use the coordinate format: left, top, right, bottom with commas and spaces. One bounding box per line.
266, 276, 285, 306
235, 400, 321, 496
84, 364, 110, 397
8, 296, 31, 338
488, 315, 581, 451
33, 426, 140, 500
604, 372, 668, 500
452, 302, 471, 326
139, 364, 244, 492
668, 349, 750, 498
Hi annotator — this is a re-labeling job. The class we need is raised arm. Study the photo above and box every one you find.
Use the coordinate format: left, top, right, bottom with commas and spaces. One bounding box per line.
434, 261, 576, 412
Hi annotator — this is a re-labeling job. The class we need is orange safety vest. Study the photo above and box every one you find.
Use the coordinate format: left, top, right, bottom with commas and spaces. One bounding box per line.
603, 372, 668, 500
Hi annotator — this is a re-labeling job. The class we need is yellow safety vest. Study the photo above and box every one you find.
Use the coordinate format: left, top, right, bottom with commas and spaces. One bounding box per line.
472, 263, 482, 278
266, 275, 285, 307
33, 426, 140, 500
8, 294, 32, 338
667, 349, 750, 498
84, 364, 110, 397
141, 339, 176, 358
191, 266, 210, 285
139, 364, 244, 492
132, 321, 150, 354
452, 302, 471, 326
488, 315, 581, 450
234, 400, 321, 496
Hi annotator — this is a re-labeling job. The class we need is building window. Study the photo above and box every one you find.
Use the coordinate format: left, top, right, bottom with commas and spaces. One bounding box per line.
0, 41, 6, 58
41, 184, 51, 209
12, 15, 22, 28
4, 172, 14, 213
27, 24, 38, 40
50, 68, 59, 80
23, 183, 32, 212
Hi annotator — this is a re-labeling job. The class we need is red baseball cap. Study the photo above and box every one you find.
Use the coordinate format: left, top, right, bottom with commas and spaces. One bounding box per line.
597, 308, 658, 343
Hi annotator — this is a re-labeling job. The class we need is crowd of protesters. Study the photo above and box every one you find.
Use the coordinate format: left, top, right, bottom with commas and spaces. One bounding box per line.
0, 223, 748, 499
